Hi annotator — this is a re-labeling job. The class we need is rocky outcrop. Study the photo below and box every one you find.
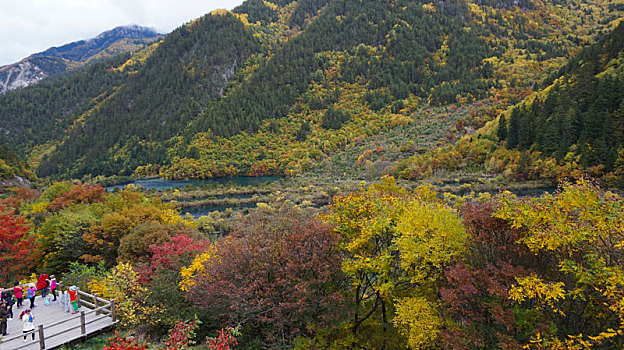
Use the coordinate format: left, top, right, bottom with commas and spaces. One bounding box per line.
0, 175, 32, 188
0, 57, 67, 93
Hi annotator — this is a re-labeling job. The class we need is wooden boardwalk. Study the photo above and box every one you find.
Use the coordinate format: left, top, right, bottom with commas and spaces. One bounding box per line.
0, 288, 116, 350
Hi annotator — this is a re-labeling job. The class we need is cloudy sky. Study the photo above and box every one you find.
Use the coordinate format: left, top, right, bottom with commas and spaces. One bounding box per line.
0, 0, 245, 66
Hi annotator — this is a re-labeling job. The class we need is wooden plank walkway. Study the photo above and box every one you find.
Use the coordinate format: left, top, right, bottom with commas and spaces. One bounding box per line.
0, 289, 116, 350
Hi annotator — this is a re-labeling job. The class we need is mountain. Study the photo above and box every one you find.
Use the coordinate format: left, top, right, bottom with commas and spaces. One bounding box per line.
0, 25, 162, 93
0, 0, 622, 180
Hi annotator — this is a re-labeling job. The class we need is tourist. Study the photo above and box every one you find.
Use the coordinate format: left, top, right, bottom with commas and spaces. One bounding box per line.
27, 283, 36, 309
0, 301, 8, 336
14, 282, 23, 308
68, 285, 79, 314
49, 275, 57, 301
36, 272, 49, 298
1, 288, 14, 320
21, 309, 35, 342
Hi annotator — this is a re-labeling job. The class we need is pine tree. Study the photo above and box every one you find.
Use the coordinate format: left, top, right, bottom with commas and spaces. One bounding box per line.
507, 108, 520, 149
496, 114, 508, 141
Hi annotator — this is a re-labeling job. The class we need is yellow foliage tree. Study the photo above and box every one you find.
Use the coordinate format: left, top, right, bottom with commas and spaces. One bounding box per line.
496, 178, 624, 348
179, 243, 219, 292
88, 262, 162, 328
325, 177, 467, 349
393, 296, 442, 349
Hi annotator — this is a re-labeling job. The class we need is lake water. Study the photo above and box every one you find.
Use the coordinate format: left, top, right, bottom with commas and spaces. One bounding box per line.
105, 177, 280, 191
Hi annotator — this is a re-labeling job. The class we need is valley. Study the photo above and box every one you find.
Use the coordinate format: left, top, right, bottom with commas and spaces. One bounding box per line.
1, 0, 624, 349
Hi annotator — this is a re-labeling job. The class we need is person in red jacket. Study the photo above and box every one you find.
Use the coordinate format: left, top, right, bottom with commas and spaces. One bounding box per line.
14, 282, 24, 308
36, 272, 49, 299
68, 286, 79, 314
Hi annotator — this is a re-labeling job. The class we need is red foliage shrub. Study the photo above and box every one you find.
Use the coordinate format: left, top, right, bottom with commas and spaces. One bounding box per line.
102, 332, 148, 350
150, 234, 210, 271
186, 205, 345, 347
206, 327, 239, 350
48, 183, 105, 211
138, 234, 210, 284
162, 320, 199, 350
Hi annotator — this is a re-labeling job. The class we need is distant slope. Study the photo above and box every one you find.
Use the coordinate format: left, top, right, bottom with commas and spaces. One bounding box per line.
0, 145, 33, 183
0, 54, 131, 153
395, 21, 624, 186
497, 21, 624, 181
501, 22, 624, 163
0, 25, 161, 93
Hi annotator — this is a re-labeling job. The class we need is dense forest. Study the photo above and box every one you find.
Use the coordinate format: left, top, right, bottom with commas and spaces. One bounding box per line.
499, 22, 624, 175
0, 0, 621, 180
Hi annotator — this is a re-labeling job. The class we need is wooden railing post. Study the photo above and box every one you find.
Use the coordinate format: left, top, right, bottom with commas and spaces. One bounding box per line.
80, 311, 86, 335
110, 300, 116, 322
94, 293, 99, 315
76, 289, 81, 308
38, 324, 45, 350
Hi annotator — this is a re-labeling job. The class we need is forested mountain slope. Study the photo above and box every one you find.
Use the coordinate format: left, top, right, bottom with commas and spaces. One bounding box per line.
0, 54, 131, 153
0, 25, 161, 93
395, 21, 624, 186
1, 0, 622, 180
37, 12, 262, 178
499, 21, 624, 173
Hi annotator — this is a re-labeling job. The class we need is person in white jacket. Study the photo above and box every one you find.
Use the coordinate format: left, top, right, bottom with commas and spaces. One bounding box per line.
21, 308, 35, 342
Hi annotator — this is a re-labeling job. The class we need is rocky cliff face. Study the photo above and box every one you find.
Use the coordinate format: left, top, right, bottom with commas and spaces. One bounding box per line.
0, 25, 162, 93
0, 61, 47, 93
0, 56, 68, 93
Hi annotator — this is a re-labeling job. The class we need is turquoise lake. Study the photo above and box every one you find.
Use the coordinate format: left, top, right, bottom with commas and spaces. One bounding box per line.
105, 177, 280, 191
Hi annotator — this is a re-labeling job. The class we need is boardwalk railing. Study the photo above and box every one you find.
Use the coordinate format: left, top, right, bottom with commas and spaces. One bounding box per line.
0, 284, 117, 350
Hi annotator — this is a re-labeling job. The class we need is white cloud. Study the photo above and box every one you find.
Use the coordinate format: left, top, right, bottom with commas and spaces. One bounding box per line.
0, 0, 245, 66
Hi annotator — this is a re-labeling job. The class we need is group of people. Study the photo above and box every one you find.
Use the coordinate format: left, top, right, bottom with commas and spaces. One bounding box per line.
0, 272, 57, 342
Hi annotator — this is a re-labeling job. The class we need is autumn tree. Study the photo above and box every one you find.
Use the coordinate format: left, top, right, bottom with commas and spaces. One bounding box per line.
117, 222, 199, 263
89, 262, 162, 330
0, 208, 36, 284
140, 234, 211, 331
438, 202, 551, 349
181, 204, 345, 348
496, 179, 624, 349
47, 183, 106, 212
324, 177, 468, 349
0, 187, 40, 213
82, 188, 191, 267
36, 204, 97, 273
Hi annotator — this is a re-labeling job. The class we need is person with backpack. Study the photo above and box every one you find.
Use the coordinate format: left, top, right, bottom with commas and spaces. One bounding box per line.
1, 288, 14, 320
26, 283, 36, 309
20, 309, 35, 342
14, 282, 23, 308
